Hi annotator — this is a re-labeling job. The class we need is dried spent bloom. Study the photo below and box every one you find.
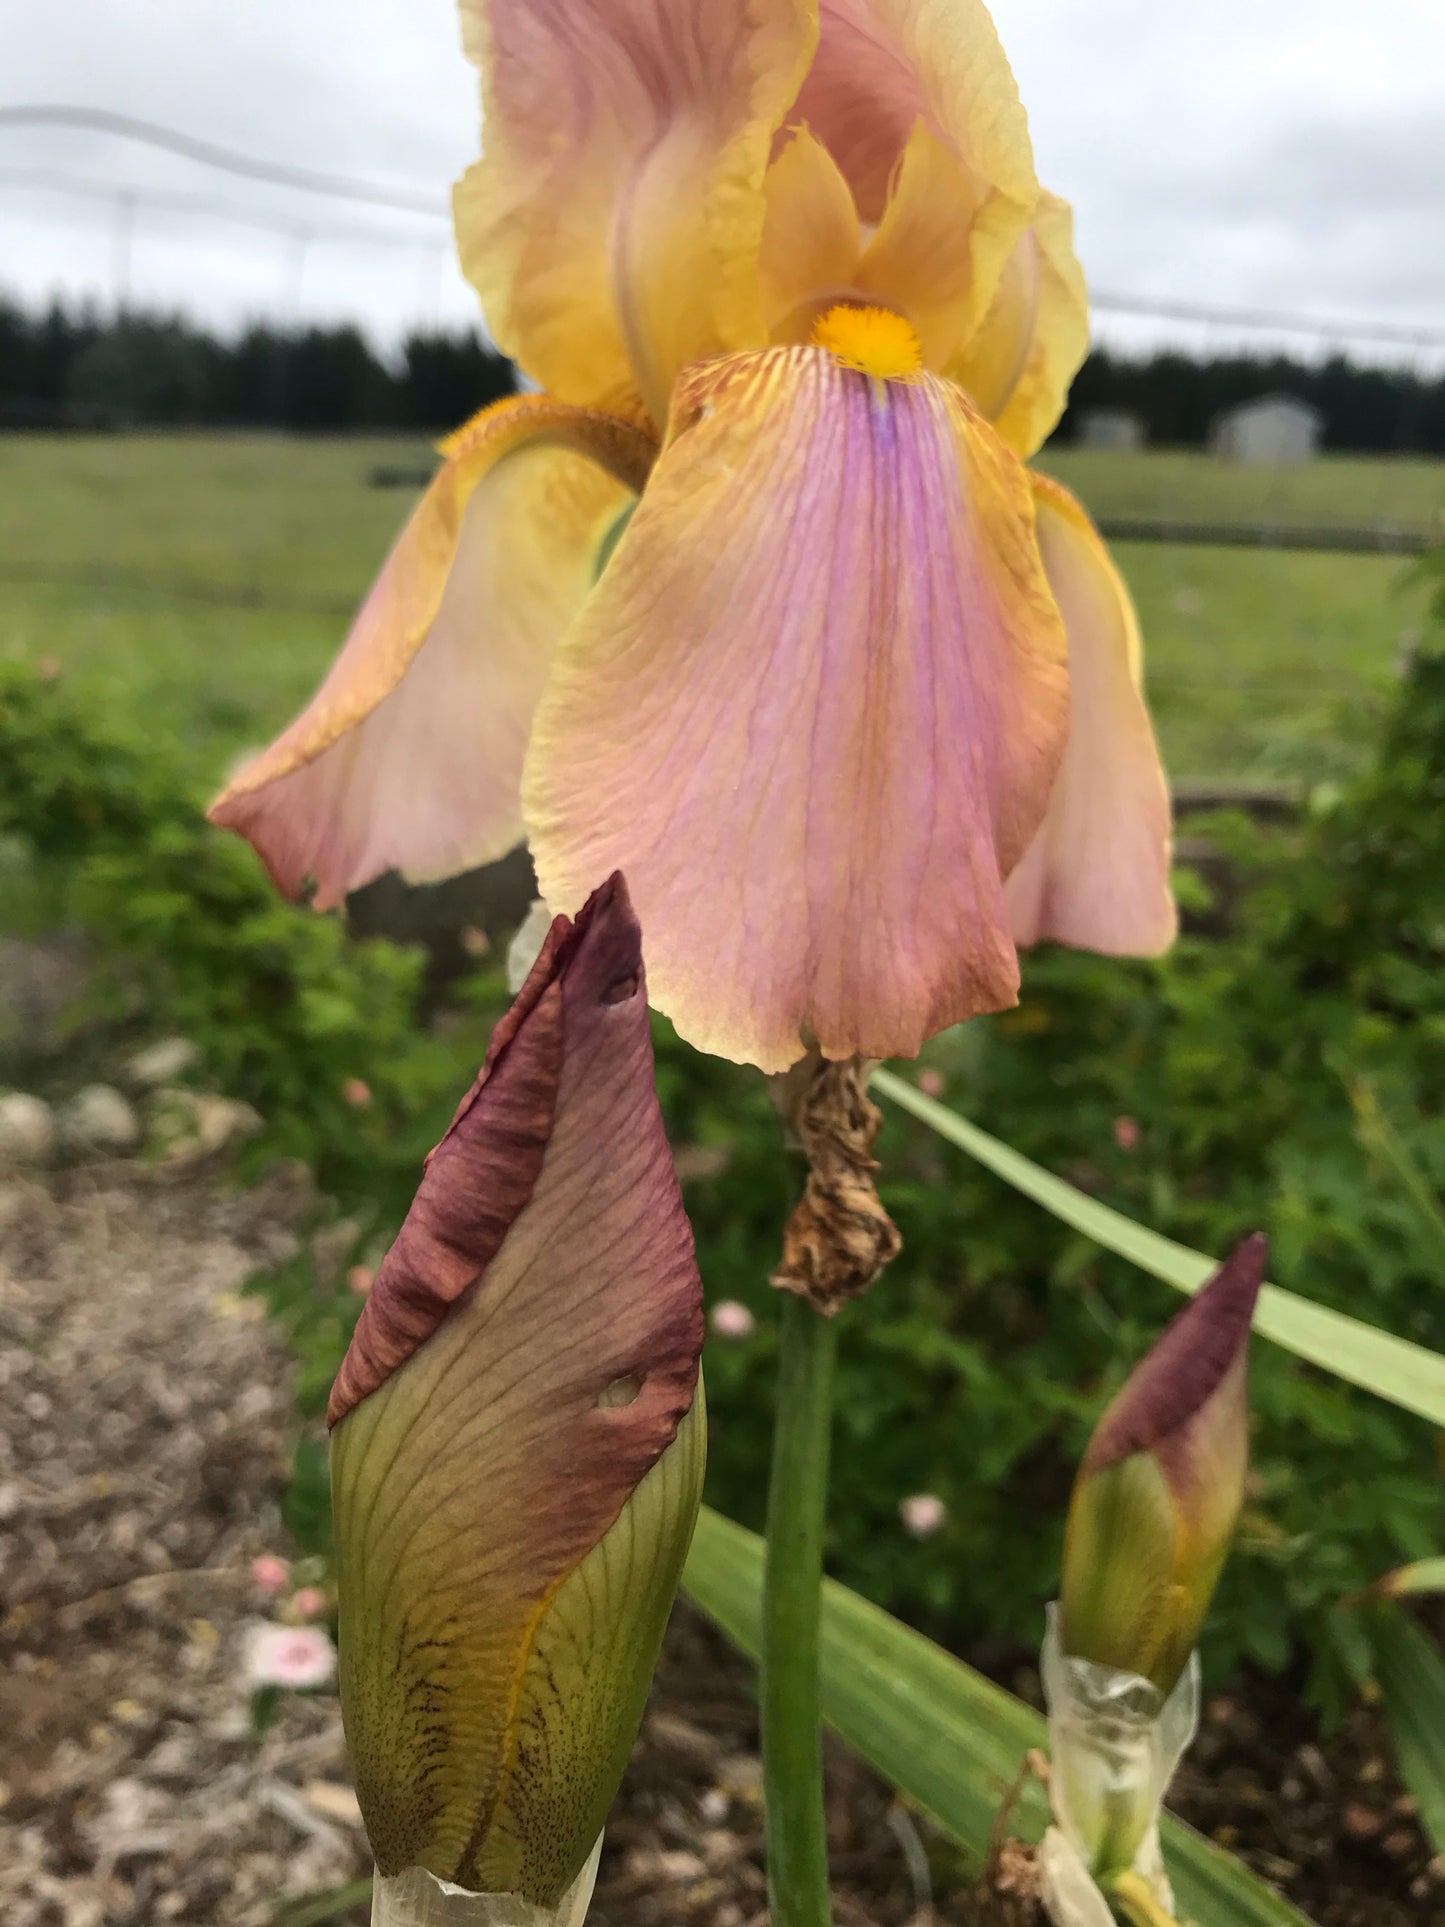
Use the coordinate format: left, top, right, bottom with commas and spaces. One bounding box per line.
210, 0, 1174, 1075
709, 1300, 757, 1341
250, 1553, 290, 1595
900, 1493, 947, 1539
329, 875, 705, 1916
1060, 1236, 1265, 1696
245, 1622, 337, 1691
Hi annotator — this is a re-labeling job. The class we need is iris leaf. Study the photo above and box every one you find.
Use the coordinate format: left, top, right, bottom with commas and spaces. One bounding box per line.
1369, 1604, 1445, 1852
683, 1508, 1314, 1926
871, 1068, 1445, 1430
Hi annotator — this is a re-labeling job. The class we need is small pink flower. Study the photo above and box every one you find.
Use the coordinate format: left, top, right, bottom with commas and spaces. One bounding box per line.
918, 1069, 946, 1099
1114, 1115, 1140, 1152
900, 1493, 946, 1539
250, 1554, 290, 1595
245, 1623, 336, 1691
292, 1586, 328, 1620
709, 1300, 755, 1341
342, 1077, 372, 1108
347, 1264, 375, 1297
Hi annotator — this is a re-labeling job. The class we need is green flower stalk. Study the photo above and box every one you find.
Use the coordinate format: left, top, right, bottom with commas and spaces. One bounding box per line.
328, 876, 706, 1927
1042, 1236, 1264, 1922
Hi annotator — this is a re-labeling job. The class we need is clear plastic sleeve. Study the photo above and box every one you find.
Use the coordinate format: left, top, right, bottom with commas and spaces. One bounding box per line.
370, 1834, 603, 1927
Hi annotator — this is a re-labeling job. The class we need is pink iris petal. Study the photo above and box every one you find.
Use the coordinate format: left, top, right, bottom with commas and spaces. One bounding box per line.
456, 0, 816, 421
791, 0, 1036, 225
525, 347, 1068, 1072
1005, 478, 1176, 957
208, 399, 650, 910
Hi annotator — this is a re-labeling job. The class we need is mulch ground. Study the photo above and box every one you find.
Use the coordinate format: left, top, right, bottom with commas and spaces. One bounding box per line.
1, 1164, 1438, 1925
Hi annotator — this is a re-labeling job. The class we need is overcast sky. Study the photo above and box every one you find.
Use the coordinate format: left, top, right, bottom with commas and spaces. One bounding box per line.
2, 0, 1441, 365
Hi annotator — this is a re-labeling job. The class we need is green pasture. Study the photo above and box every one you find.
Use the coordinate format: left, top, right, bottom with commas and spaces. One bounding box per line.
0, 433, 1437, 784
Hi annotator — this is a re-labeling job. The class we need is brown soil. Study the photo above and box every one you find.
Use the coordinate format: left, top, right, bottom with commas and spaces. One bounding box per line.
1, 1165, 1439, 1926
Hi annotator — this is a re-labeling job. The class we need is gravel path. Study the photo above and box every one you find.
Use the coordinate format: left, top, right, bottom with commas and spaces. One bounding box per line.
0, 1164, 367, 1927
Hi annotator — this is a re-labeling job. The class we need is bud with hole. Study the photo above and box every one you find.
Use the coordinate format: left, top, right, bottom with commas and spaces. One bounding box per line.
328, 875, 705, 1927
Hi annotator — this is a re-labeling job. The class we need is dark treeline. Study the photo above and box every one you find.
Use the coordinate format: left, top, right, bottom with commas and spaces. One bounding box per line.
0, 298, 515, 432
1056, 346, 1445, 454
3, 296, 1443, 451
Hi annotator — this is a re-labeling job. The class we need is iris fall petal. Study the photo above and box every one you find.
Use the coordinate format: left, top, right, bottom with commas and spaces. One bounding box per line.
1005, 477, 1176, 958
455, 0, 817, 423
525, 346, 1069, 1072
208, 398, 652, 909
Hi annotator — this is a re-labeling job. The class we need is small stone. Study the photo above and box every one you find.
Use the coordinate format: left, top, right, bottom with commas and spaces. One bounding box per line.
303, 1781, 363, 1827
150, 1089, 263, 1164
61, 1085, 140, 1156
123, 1037, 200, 1089
646, 1711, 719, 1765
0, 1093, 57, 1167
1342, 1802, 1384, 1841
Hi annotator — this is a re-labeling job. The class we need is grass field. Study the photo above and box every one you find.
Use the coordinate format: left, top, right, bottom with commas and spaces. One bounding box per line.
0, 432, 1438, 786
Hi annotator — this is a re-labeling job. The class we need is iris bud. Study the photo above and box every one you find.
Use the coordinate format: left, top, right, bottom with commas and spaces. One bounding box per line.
1061, 1235, 1264, 1695
329, 875, 705, 1925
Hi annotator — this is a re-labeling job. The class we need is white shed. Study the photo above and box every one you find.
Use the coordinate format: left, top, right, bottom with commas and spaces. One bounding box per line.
1079, 408, 1146, 452
1210, 395, 1322, 466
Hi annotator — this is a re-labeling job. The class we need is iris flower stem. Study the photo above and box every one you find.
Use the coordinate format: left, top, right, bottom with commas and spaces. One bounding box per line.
761, 1290, 838, 1927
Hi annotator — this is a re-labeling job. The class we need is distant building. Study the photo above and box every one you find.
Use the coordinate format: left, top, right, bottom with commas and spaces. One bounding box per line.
1079, 408, 1145, 452
1210, 395, 1322, 466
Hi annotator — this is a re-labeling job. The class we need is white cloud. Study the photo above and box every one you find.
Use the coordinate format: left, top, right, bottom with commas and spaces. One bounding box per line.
2, 0, 1440, 359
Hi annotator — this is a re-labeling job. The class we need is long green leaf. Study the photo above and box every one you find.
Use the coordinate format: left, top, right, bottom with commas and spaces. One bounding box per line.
683, 1507, 1314, 1927
272, 1880, 373, 1927
1376, 1556, 1445, 1599
871, 1068, 1445, 1429
1369, 1605, 1445, 1851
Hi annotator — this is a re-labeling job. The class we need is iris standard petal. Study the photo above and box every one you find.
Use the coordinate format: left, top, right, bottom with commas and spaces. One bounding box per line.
208, 398, 653, 910
524, 347, 1069, 1073
759, 126, 863, 339
1005, 477, 1176, 957
330, 874, 704, 1894
790, 0, 1037, 254
455, 0, 816, 425
853, 117, 1021, 370
950, 191, 1090, 458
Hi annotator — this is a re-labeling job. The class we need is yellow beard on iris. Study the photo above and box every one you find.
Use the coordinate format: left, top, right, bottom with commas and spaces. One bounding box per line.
811, 304, 925, 384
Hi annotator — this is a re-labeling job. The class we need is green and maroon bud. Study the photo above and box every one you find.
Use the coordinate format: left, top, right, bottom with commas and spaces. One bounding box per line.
329, 875, 705, 1926
1060, 1235, 1264, 1696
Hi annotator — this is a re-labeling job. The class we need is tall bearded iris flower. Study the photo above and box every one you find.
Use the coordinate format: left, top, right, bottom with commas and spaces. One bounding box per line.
210, 0, 1175, 1073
